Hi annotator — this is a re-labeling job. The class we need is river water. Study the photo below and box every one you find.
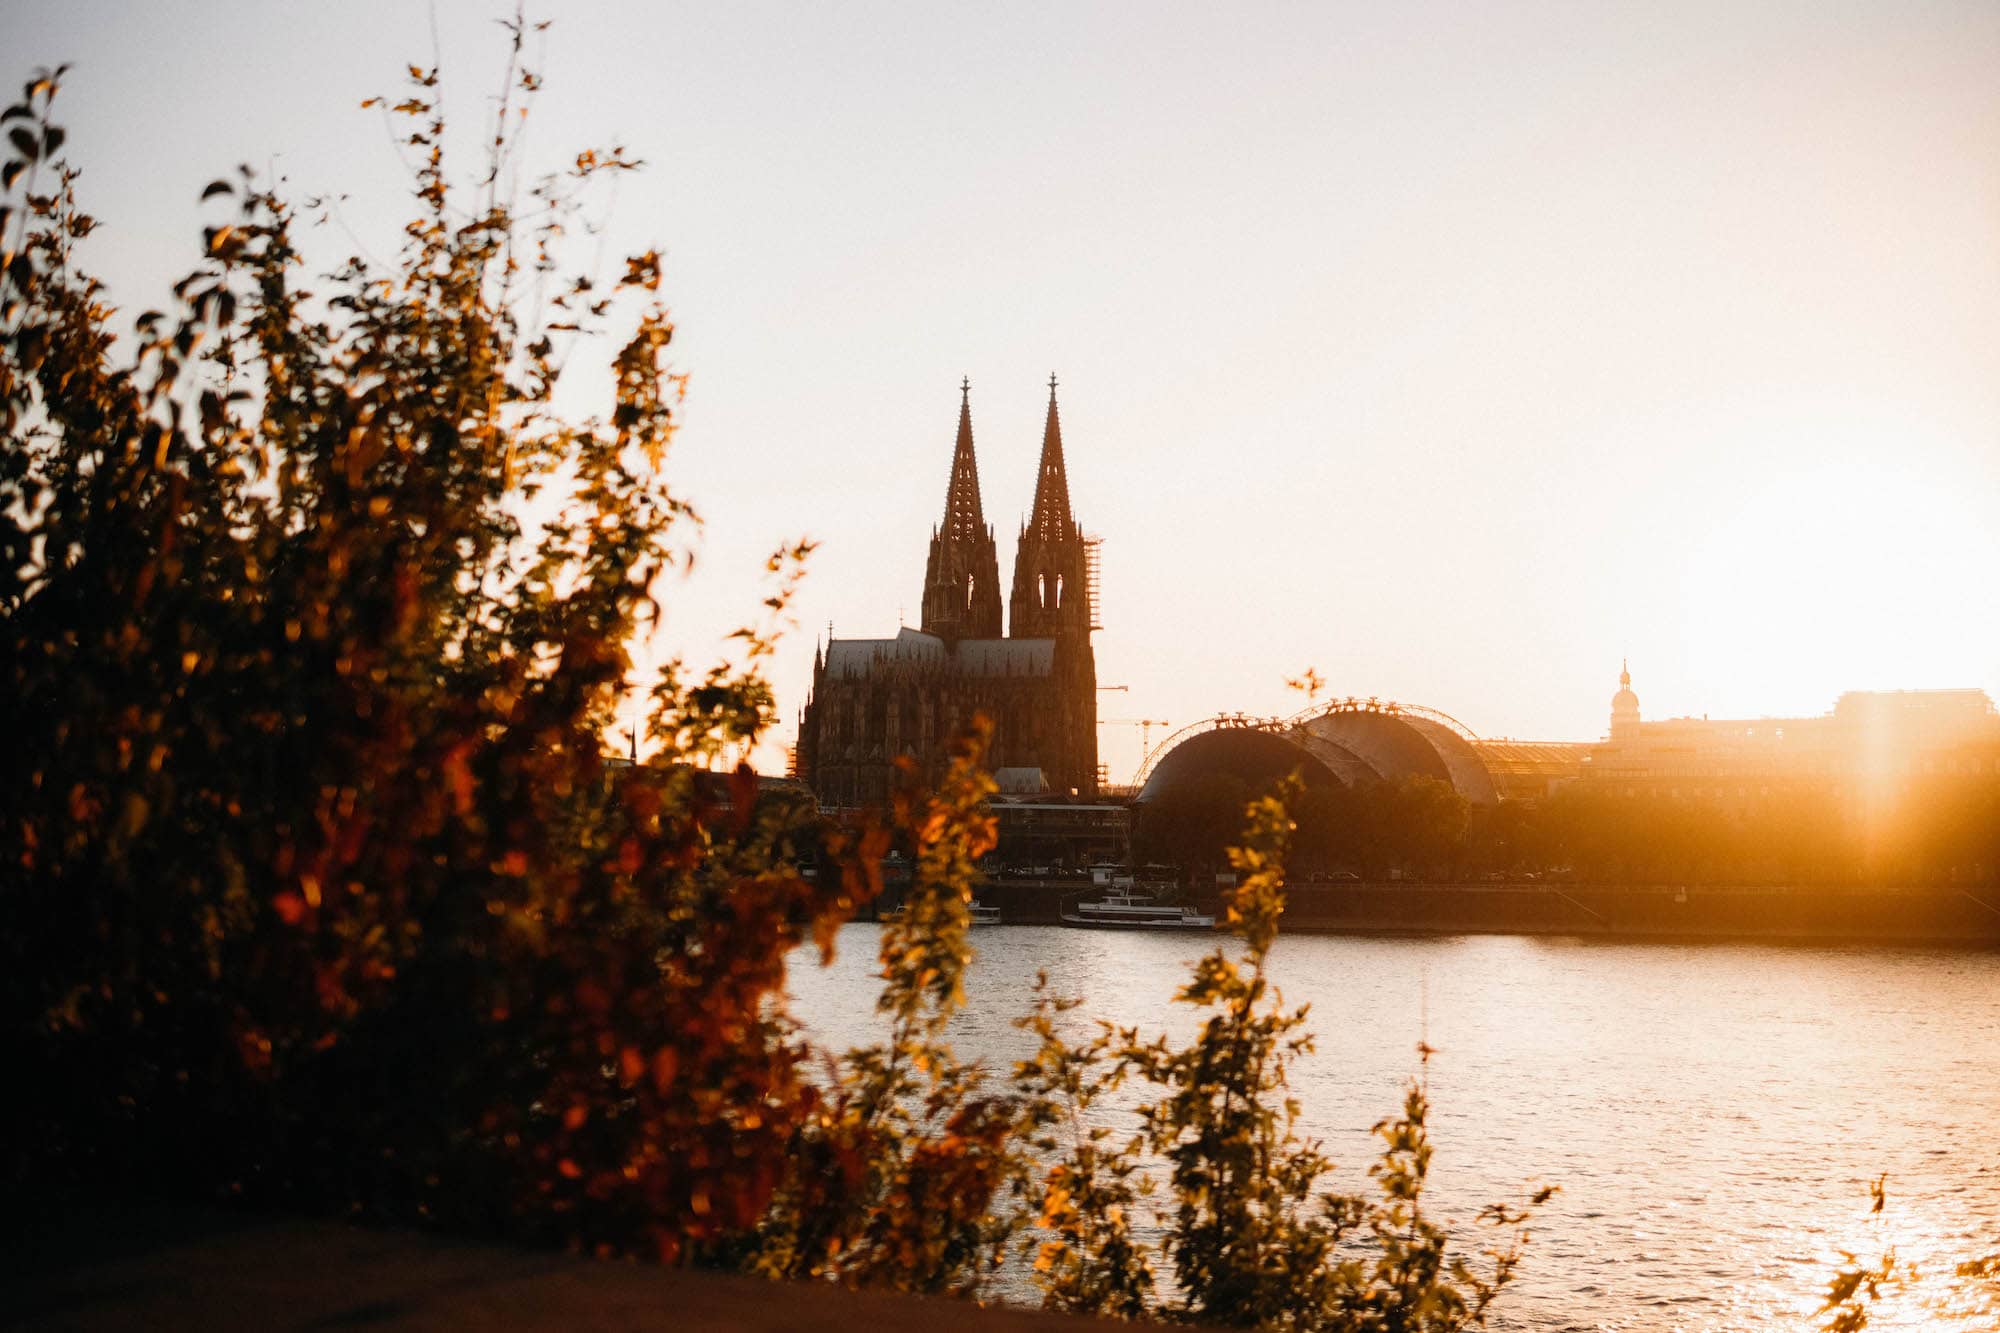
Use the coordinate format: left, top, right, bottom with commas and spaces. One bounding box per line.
787, 925, 2000, 1330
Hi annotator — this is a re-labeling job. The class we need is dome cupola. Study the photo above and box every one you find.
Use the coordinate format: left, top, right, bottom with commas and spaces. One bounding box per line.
1609, 658, 1640, 740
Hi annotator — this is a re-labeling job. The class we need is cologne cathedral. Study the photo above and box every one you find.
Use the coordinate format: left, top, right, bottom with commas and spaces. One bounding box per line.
796, 378, 1099, 805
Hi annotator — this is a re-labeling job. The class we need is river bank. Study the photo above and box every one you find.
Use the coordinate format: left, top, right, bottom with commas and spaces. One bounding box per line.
904, 879, 2000, 944
6, 1201, 1098, 1332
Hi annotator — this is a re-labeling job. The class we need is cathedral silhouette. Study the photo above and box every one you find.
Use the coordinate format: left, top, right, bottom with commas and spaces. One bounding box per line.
797, 378, 1099, 805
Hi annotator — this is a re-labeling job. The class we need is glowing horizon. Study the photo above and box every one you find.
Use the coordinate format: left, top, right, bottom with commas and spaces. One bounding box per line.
8, 1, 1998, 780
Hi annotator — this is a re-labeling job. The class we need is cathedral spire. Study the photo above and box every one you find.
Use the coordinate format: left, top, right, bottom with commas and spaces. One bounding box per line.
939, 377, 988, 545
920, 379, 1003, 640
1025, 372, 1074, 542
1010, 373, 1092, 644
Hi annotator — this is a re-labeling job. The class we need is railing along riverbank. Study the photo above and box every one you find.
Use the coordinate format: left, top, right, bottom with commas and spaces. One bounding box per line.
877, 878, 2000, 944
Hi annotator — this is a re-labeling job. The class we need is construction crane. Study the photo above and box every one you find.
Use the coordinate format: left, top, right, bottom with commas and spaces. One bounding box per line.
1102, 718, 1170, 754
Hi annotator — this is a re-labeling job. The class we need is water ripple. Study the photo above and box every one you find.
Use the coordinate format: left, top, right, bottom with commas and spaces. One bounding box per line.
788, 927, 2000, 1329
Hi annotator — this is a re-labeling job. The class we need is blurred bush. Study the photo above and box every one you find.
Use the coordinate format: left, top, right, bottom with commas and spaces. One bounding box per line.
1, 44, 1550, 1327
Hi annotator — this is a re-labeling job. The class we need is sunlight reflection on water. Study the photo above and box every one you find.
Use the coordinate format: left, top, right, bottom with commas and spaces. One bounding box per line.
786, 927, 2000, 1331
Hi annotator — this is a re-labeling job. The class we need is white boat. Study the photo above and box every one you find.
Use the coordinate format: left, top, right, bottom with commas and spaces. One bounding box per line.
881, 899, 1003, 926
1061, 884, 1214, 930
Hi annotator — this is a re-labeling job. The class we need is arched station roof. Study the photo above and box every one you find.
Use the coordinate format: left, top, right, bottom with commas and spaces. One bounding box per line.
1136, 722, 1345, 802
1134, 700, 1526, 806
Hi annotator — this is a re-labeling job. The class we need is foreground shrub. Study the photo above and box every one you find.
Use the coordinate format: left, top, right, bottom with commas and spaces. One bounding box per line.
1, 43, 850, 1252
4, 45, 1551, 1326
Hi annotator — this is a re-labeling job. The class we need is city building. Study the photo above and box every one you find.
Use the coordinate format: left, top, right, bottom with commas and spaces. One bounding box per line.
990, 796, 1130, 872
1578, 665, 2000, 806
1130, 664, 2000, 812
796, 378, 1099, 806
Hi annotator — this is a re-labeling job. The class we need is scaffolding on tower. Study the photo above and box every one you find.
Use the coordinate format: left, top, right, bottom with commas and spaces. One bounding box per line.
1083, 534, 1104, 632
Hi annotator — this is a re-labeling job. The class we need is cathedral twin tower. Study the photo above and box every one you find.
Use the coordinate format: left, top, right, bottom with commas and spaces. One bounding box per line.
798, 378, 1099, 805
923, 376, 1092, 644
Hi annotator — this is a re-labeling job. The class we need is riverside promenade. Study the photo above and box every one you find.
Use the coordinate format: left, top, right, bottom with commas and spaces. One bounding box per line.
919, 878, 2000, 944
8, 1202, 1106, 1332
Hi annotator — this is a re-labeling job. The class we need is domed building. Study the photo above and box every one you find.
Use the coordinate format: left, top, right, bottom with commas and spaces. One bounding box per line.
1134, 701, 1591, 807
1609, 659, 1641, 741
1126, 659, 2000, 817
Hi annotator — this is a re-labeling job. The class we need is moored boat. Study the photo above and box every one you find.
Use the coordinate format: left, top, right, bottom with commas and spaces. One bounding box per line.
881, 899, 1004, 926
1060, 884, 1213, 930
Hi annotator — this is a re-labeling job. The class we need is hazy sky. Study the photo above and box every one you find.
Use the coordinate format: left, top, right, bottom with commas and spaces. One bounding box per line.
10, 1, 2000, 780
